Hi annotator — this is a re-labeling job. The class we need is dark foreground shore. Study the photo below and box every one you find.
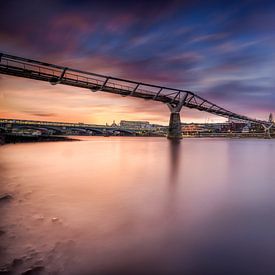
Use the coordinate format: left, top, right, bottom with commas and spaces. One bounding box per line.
0, 134, 79, 145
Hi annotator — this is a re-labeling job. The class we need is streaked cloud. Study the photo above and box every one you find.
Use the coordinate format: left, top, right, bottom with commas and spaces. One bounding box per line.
0, 0, 274, 124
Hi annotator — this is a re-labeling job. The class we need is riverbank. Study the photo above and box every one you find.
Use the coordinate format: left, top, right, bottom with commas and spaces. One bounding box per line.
0, 134, 79, 145
0, 133, 273, 145
183, 133, 274, 138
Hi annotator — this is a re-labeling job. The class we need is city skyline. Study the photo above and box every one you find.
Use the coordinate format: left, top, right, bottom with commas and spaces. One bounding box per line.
0, 0, 274, 125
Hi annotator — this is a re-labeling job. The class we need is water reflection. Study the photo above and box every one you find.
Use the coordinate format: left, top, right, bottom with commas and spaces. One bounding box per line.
168, 139, 181, 185
164, 139, 182, 220
0, 138, 275, 274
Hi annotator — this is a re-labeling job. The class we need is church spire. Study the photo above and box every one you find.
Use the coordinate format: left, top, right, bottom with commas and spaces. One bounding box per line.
269, 113, 273, 123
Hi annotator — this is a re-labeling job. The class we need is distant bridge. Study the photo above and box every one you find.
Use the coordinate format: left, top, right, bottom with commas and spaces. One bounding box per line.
0, 118, 153, 136
0, 53, 273, 138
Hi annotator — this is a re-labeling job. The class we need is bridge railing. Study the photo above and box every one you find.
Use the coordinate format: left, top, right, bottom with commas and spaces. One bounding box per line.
0, 54, 207, 106
0, 53, 188, 102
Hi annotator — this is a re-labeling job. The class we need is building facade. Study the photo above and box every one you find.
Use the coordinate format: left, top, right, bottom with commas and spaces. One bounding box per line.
120, 120, 150, 129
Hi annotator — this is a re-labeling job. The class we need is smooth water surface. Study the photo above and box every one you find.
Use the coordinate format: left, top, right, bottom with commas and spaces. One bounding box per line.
0, 137, 275, 274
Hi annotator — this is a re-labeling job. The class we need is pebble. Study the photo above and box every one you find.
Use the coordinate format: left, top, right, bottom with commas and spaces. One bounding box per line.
12, 258, 23, 267
33, 214, 44, 221
0, 193, 13, 201
22, 266, 44, 274
0, 264, 11, 274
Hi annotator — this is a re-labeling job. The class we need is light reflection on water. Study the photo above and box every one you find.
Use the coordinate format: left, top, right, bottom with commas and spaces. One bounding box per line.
0, 137, 275, 274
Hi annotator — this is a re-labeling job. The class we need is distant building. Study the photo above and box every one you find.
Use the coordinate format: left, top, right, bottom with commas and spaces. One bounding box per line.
150, 124, 167, 131
111, 120, 117, 127
182, 123, 210, 134
242, 125, 250, 133
227, 117, 246, 124
181, 122, 255, 134
120, 120, 150, 129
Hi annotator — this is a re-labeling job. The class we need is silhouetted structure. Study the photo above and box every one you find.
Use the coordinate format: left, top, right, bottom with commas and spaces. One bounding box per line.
0, 53, 273, 138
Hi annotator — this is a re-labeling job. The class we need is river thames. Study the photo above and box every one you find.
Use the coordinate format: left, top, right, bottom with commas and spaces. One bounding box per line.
1, 137, 275, 274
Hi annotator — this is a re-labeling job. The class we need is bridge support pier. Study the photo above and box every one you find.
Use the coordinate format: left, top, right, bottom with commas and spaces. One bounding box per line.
167, 103, 183, 139
262, 124, 272, 139
168, 112, 182, 139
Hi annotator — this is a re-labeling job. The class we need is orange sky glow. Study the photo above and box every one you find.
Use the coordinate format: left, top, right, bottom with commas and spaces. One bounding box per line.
0, 75, 229, 125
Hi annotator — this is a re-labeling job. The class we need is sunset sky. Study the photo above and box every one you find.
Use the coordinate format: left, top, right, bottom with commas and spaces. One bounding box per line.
0, 0, 274, 125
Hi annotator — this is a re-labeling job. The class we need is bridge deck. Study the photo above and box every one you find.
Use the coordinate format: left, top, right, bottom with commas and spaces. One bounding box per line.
0, 53, 269, 125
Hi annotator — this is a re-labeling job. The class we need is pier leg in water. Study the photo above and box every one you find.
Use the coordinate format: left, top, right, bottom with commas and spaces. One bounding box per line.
262, 124, 272, 139
168, 112, 182, 139
167, 103, 183, 139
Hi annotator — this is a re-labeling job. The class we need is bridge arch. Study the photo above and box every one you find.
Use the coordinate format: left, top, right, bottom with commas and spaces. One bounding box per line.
111, 129, 135, 135
0, 127, 6, 133
15, 125, 64, 134
84, 128, 104, 134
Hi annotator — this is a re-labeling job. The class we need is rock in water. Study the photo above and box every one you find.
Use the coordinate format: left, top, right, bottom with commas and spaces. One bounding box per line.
22, 266, 44, 274
0, 193, 13, 201
12, 258, 23, 267
51, 217, 59, 223
0, 264, 12, 274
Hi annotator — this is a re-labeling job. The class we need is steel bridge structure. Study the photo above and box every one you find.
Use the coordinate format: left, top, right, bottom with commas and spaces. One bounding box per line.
0, 53, 273, 138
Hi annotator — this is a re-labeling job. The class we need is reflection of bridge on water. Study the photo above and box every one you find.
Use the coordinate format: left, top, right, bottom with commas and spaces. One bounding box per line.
0, 53, 274, 139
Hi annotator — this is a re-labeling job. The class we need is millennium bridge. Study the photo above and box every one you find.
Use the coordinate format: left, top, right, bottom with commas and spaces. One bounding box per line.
0, 53, 273, 139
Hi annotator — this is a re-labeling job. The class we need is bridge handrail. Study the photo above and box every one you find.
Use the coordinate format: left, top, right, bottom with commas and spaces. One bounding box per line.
0, 53, 191, 93
1, 54, 182, 97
